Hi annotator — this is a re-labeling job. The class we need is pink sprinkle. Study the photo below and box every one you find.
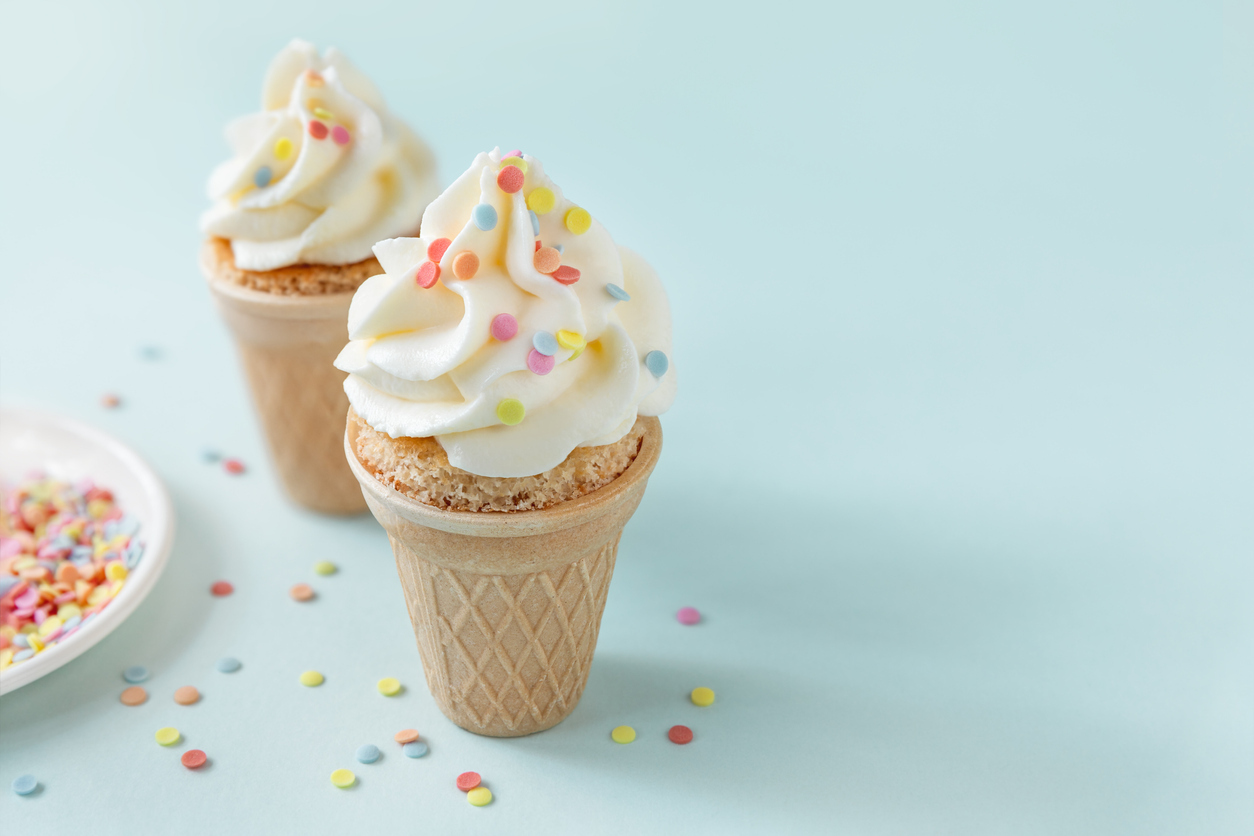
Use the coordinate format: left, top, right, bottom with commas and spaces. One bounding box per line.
505, 149, 522, 158
416, 261, 440, 289
551, 266, 581, 285
527, 349, 555, 375
331, 125, 351, 146
677, 606, 701, 625
223, 459, 245, 475
490, 313, 518, 341
15, 588, 38, 609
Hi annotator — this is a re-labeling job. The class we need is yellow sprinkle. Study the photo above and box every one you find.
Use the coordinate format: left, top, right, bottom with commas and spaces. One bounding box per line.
331, 768, 356, 788
57, 603, 81, 621
313, 106, 334, 121
564, 207, 592, 235
87, 584, 112, 607
27, 634, 44, 652
274, 137, 293, 160
377, 677, 401, 696
499, 156, 529, 174
87, 499, 110, 519
691, 686, 715, 707
567, 344, 585, 362
300, 670, 324, 687
556, 330, 585, 351
13, 556, 36, 570
526, 187, 555, 215
467, 787, 493, 806
155, 727, 181, 746
314, 561, 337, 576
0, 649, 13, 668
611, 725, 636, 744
497, 398, 525, 426
106, 562, 128, 582
37, 617, 62, 638
19, 623, 37, 635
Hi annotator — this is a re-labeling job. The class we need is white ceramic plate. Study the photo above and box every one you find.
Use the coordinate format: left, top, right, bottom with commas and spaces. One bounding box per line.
0, 408, 174, 695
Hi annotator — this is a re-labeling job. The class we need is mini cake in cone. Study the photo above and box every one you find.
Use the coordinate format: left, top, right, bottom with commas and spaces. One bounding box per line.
338, 149, 676, 735
200, 40, 438, 514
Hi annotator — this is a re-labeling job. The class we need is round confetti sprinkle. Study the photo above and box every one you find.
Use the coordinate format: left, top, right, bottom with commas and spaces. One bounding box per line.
253, 166, 272, 188
497, 165, 525, 194
611, 725, 636, 744
356, 744, 380, 764
394, 729, 420, 744
216, 657, 241, 673
416, 261, 440, 289
677, 606, 700, 625
106, 561, 128, 581
201, 448, 221, 463
505, 149, 523, 159
565, 207, 592, 235
101, 393, 121, 408
556, 330, 585, 351
120, 686, 148, 706
155, 727, 181, 747
402, 741, 428, 758
314, 561, 337, 576
668, 725, 694, 744
181, 749, 207, 769
457, 772, 481, 792
497, 399, 525, 426
605, 283, 630, 302
527, 349, 555, 376
377, 677, 402, 696
174, 686, 200, 706
211, 581, 234, 597
490, 313, 518, 341
567, 343, 586, 362
11, 775, 37, 796
274, 137, 293, 160
472, 204, 498, 231
645, 350, 669, 378
500, 155, 528, 173
533, 332, 559, 356
527, 187, 555, 215
290, 583, 315, 602
533, 247, 561, 274
427, 238, 452, 263
312, 106, 334, 121
552, 266, 581, 285
223, 459, 245, 475
330, 769, 356, 788
452, 251, 480, 279
529, 209, 540, 235
691, 687, 715, 707
308, 120, 328, 140
124, 665, 150, 683
305, 70, 324, 86
331, 125, 351, 146
467, 787, 493, 806
300, 670, 324, 687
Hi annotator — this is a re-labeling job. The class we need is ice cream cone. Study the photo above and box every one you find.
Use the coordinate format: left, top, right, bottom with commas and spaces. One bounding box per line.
345, 413, 663, 736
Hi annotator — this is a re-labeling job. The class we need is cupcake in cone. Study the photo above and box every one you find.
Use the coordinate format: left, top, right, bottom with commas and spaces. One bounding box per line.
338, 149, 676, 736
200, 39, 438, 514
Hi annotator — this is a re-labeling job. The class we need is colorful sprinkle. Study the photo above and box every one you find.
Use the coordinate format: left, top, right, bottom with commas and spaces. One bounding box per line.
356, 744, 380, 764
216, 657, 241, 673
529, 209, 540, 235
100, 393, 121, 408
402, 741, 428, 758
416, 262, 440, 289
472, 204, 498, 231
305, 70, 324, 87
645, 350, 669, 378
181, 749, 208, 769
253, 166, 272, 188
105, 561, 127, 582
300, 670, 324, 687
427, 238, 452, 262
394, 729, 420, 744
312, 106, 333, 121
377, 677, 402, 696
452, 251, 480, 279
290, 583, 315, 602
527, 349, 555, 376
567, 343, 586, 362
174, 686, 200, 706
331, 125, 351, 146
533, 247, 561, 274
201, 448, 221, 463
497, 165, 525, 194
124, 665, 150, 683
211, 580, 234, 597
691, 686, 715, 707
314, 561, 337, 576
527, 187, 555, 215
611, 725, 636, 744
556, 330, 585, 351
155, 727, 181, 747
120, 686, 148, 706
500, 156, 528, 173
606, 283, 630, 301
308, 120, 328, 140
330, 769, 356, 788
467, 787, 492, 806
505, 149, 523, 158
677, 606, 700, 625
223, 459, 245, 475
490, 313, 518, 341
457, 772, 481, 792
668, 725, 694, 744
496, 399, 525, 426
552, 266, 581, 285
555, 243, 564, 254
11, 775, 37, 796
565, 207, 592, 235
533, 332, 559, 356
274, 137, 293, 160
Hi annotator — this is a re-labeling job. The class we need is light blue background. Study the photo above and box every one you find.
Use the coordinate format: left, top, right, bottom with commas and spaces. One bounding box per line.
1, 1, 1251, 833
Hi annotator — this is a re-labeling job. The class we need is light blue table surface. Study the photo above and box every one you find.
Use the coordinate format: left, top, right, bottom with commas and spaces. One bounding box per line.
2, 1, 1251, 833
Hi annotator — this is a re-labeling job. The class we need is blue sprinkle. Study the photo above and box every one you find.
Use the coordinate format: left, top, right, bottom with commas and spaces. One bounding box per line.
123, 665, 149, 684
50, 534, 74, 550
12, 634, 29, 649
403, 741, 428, 758
472, 203, 498, 231
554, 243, 564, 254
216, 657, 241, 673
254, 166, 272, 188
606, 283, 630, 302
125, 543, 144, 569
532, 332, 558, 356
12, 649, 34, 662
115, 515, 140, 536
356, 744, 381, 764
11, 774, 37, 796
645, 350, 669, 378
71, 545, 93, 563
0, 576, 19, 596
201, 448, 221, 464
529, 210, 539, 235
61, 615, 81, 631
139, 345, 162, 361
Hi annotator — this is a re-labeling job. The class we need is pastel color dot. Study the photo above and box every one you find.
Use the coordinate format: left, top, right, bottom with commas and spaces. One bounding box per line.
556, 330, 585, 351
290, 583, 315, 602
155, 727, 181, 747
527, 349, 555, 376
314, 561, 337, 576
106, 562, 127, 581
457, 772, 481, 792
567, 343, 586, 362
305, 70, 323, 86
312, 107, 334, 121
427, 238, 452, 262
527, 187, 556, 215
394, 729, 420, 744
677, 606, 700, 625
555, 243, 564, 254
212, 580, 234, 596
174, 685, 200, 705
356, 744, 380, 764
500, 156, 528, 173
274, 137, 293, 160
472, 204, 498, 231
124, 665, 149, 683
415, 262, 440, 289
533, 247, 561, 274
491, 313, 518, 341
669, 725, 694, 745
552, 265, 581, 285
216, 657, 241, 673
533, 331, 559, 356
181, 749, 208, 769
330, 769, 356, 788
120, 686, 148, 706
564, 206, 592, 235
403, 741, 428, 758
691, 686, 715, 707
529, 209, 540, 235
645, 350, 669, 378
497, 399, 525, 426
497, 165, 525, 194
331, 125, 351, 146
452, 251, 480, 279
467, 787, 493, 807
505, 148, 523, 158
377, 677, 402, 696
300, 670, 324, 687
253, 166, 273, 188
611, 725, 636, 744
606, 283, 631, 301
308, 120, 328, 140
11, 775, 37, 796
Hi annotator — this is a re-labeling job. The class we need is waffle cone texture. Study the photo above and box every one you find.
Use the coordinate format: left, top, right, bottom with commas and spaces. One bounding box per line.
345, 411, 663, 737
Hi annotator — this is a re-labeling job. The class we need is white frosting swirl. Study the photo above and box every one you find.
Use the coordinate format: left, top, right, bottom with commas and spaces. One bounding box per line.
201, 40, 438, 271
336, 149, 676, 477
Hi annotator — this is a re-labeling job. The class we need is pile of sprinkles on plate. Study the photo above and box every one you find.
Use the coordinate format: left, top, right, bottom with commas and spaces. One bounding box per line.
0, 475, 143, 669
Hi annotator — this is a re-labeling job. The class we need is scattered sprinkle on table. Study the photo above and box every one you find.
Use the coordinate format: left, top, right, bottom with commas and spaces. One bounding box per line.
216, 657, 241, 673
676, 606, 701, 625
290, 583, 315, 602
155, 727, 181, 747
174, 686, 200, 705
210, 581, 234, 597
124, 665, 150, 683
11, 774, 37, 796
313, 561, 337, 576
668, 725, 694, 744
691, 687, 715, 707
201, 448, 221, 464
181, 749, 207, 770
120, 686, 148, 706
467, 787, 492, 807
377, 677, 401, 696
457, 772, 481, 792
356, 744, 380, 764
394, 729, 420, 744
403, 741, 428, 758
299, 670, 324, 687
611, 726, 636, 744
330, 769, 356, 788
223, 459, 245, 475
139, 346, 163, 361
100, 393, 121, 409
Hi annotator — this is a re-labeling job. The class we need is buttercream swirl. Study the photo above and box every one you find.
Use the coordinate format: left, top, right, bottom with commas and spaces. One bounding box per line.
201, 40, 438, 271
336, 149, 676, 477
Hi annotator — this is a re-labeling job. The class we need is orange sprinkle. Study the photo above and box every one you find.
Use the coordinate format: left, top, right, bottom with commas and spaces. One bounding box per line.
290, 583, 315, 602
120, 686, 148, 706
533, 247, 561, 274
394, 729, 420, 744
452, 251, 480, 280
174, 686, 200, 706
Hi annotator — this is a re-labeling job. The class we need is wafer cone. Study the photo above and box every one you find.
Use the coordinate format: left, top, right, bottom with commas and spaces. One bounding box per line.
206, 277, 366, 514
345, 414, 663, 736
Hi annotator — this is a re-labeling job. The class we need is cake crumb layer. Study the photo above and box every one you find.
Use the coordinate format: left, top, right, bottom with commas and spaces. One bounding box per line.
201, 236, 383, 296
